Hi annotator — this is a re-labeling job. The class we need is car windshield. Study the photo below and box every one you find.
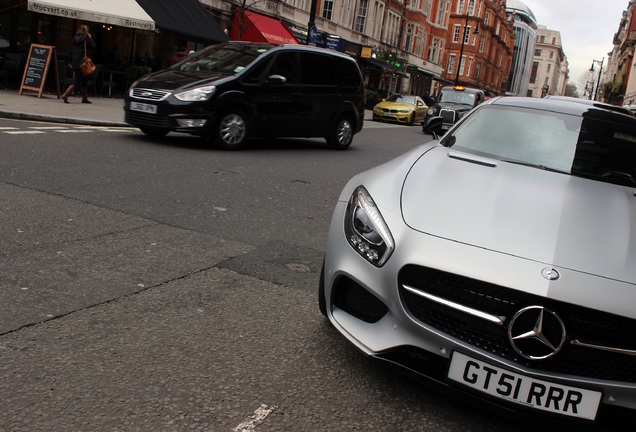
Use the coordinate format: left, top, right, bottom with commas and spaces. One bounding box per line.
387, 95, 417, 105
172, 44, 271, 74
438, 90, 475, 106
442, 104, 636, 187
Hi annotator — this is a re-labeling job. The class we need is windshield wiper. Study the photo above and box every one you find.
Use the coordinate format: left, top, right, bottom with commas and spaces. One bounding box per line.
501, 159, 566, 173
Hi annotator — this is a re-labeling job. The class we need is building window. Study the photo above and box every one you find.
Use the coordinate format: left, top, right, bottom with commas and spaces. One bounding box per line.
436, 0, 450, 26
428, 37, 441, 63
539, 35, 545, 43
474, 62, 481, 80
484, 11, 490, 26
355, 0, 368, 33
459, 55, 466, 76
405, 23, 414, 52
547, 63, 551, 73
457, 0, 465, 14
479, 34, 485, 52
467, 56, 473, 76
530, 61, 539, 83
322, 0, 334, 20
448, 54, 456, 74
371, 2, 384, 39
467, 0, 475, 15
534, 49, 542, 56
549, 51, 554, 59
453, 24, 461, 43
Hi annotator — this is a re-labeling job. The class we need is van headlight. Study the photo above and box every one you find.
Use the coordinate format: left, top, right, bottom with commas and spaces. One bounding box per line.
174, 86, 216, 101
344, 186, 394, 267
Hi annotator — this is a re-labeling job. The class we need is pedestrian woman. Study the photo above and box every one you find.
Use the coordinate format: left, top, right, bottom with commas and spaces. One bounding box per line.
61, 24, 96, 104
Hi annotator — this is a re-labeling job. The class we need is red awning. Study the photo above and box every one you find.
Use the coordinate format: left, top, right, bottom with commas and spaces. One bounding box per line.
231, 10, 298, 45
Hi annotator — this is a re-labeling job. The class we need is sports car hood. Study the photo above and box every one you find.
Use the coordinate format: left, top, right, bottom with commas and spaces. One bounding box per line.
401, 146, 636, 283
133, 69, 230, 91
376, 101, 414, 110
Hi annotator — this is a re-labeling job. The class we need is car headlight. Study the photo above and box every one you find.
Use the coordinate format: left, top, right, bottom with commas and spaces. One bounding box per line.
427, 107, 438, 116
344, 186, 395, 267
174, 86, 216, 101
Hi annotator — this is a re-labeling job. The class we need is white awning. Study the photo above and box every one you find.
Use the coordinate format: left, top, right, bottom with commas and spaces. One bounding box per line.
27, 0, 155, 30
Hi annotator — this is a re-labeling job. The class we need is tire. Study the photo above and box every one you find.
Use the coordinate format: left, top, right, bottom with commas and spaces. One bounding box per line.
326, 115, 353, 150
408, 112, 415, 126
318, 259, 327, 317
215, 109, 248, 150
139, 127, 169, 138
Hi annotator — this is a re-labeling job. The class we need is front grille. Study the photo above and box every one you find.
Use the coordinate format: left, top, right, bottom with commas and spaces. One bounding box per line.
125, 111, 171, 129
440, 109, 456, 124
398, 265, 636, 382
333, 276, 388, 323
380, 108, 398, 113
130, 88, 171, 101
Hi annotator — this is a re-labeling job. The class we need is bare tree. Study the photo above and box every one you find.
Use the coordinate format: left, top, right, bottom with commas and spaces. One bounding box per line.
577, 69, 596, 99
230, 0, 271, 41
564, 82, 579, 97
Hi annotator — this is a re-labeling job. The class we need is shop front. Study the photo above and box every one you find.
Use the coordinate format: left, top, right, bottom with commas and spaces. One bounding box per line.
1, 0, 227, 92
230, 10, 297, 45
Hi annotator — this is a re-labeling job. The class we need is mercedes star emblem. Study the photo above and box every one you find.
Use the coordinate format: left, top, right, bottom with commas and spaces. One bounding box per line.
541, 268, 560, 280
507, 306, 566, 360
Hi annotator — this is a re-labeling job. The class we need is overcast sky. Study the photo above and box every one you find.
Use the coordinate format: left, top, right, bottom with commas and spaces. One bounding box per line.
521, 0, 629, 89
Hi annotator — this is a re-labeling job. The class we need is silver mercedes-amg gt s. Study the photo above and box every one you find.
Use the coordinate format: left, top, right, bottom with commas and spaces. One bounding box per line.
320, 96, 636, 429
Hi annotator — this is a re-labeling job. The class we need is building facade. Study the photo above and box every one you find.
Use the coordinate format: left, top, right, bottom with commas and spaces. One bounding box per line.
504, 0, 536, 96
526, 25, 567, 98
1, 0, 518, 100
608, 0, 636, 105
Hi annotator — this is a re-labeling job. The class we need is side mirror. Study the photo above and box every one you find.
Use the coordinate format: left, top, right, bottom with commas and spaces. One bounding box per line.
423, 95, 436, 106
423, 116, 444, 140
266, 74, 287, 85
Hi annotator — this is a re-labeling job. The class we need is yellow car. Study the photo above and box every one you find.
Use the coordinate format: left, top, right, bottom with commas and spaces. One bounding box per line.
372, 94, 428, 125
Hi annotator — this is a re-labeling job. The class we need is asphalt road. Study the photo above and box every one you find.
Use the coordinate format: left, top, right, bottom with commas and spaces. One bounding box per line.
0, 118, 537, 431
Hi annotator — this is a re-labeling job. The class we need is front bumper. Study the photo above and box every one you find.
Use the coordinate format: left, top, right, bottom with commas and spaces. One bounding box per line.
372, 109, 412, 124
124, 96, 216, 135
322, 200, 636, 428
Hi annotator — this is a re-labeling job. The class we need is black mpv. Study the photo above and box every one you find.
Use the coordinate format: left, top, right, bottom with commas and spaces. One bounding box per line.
124, 42, 365, 150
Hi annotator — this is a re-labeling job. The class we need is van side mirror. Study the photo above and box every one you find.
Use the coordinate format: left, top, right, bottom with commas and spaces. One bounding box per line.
266, 74, 287, 85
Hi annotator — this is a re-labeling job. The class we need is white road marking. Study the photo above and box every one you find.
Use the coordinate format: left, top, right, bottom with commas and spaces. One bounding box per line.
3, 130, 46, 134
28, 126, 68, 130
54, 129, 94, 133
0, 127, 19, 130
232, 404, 276, 432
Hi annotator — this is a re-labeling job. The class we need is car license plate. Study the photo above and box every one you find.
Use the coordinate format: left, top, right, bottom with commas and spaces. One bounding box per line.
130, 102, 157, 114
448, 352, 602, 420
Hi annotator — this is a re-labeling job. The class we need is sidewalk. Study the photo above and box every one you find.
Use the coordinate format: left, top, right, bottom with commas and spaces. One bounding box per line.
0, 88, 374, 127
0, 89, 129, 127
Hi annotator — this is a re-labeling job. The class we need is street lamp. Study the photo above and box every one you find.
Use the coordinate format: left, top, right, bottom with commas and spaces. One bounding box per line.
589, 57, 604, 101
454, 12, 479, 86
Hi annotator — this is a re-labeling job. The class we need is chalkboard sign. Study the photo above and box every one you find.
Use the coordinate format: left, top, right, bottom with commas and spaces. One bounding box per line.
19, 44, 59, 98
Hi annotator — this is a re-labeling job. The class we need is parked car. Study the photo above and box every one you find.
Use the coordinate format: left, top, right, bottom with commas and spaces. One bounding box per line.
372, 94, 427, 125
124, 42, 365, 150
423, 85, 486, 134
320, 96, 636, 430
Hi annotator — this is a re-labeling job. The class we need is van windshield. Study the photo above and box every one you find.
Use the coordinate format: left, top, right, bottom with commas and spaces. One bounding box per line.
173, 43, 272, 75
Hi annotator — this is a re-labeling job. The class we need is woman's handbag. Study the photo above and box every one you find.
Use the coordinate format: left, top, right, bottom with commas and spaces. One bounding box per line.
79, 40, 96, 76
